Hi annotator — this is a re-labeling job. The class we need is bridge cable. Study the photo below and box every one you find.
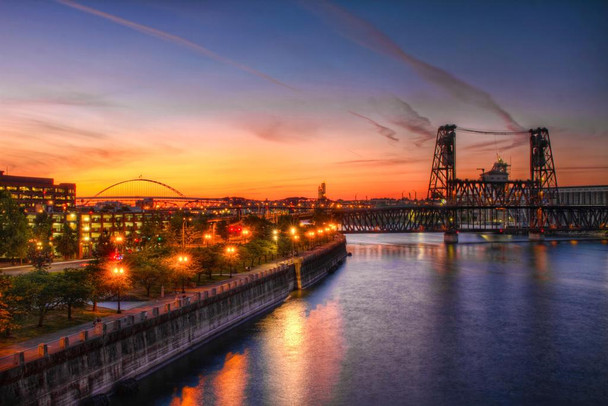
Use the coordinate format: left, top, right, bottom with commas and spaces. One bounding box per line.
457, 127, 529, 135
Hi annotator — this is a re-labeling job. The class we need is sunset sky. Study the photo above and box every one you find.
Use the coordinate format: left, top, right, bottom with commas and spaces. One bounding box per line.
1, 1, 607, 199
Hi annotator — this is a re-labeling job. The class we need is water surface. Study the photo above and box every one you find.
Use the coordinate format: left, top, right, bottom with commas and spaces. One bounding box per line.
114, 234, 608, 405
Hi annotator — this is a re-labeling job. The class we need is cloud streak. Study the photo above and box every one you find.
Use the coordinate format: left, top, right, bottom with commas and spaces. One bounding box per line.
56, 0, 296, 91
310, 1, 523, 131
349, 111, 398, 142
372, 96, 434, 146
239, 115, 318, 143
335, 158, 425, 167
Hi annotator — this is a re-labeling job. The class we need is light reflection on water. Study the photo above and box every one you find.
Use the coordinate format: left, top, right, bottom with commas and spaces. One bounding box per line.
114, 234, 608, 405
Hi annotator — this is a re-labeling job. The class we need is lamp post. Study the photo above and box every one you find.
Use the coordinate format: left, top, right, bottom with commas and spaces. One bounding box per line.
112, 266, 125, 314
307, 231, 316, 249
204, 233, 212, 246
242, 228, 250, 244
181, 217, 192, 249
225, 246, 236, 277
177, 255, 189, 293
292, 235, 300, 256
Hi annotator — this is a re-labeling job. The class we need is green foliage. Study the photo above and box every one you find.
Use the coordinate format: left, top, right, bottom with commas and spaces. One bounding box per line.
55, 222, 78, 259
9, 270, 62, 327
215, 221, 228, 240
0, 274, 17, 336
55, 268, 92, 319
93, 232, 115, 260
27, 245, 53, 271
0, 191, 30, 263
32, 212, 53, 245
125, 247, 170, 296
192, 245, 223, 280
242, 215, 273, 239
164, 250, 197, 292
138, 213, 168, 248
84, 259, 111, 311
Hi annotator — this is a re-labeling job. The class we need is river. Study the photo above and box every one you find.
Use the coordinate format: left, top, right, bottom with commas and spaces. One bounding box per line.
113, 234, 608, 405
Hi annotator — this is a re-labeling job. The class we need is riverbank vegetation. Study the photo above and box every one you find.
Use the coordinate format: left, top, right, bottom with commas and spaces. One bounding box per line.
0, 211, 338, 345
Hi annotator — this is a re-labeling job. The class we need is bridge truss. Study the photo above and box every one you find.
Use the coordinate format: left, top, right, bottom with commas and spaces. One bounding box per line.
334, 206, 608, 234
335, 125, 606, 234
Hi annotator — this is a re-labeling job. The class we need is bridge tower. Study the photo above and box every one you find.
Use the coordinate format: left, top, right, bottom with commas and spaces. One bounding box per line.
427, 125, 457, 201
529, 128, 559, 205
529, 127, 559, 235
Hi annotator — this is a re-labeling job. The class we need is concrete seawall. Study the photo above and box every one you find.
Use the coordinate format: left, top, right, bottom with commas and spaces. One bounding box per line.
0, 236, 347, 406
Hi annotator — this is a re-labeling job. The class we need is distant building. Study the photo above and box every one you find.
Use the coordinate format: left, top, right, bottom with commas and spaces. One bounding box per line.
0, 171, 75, 212
558, 185, 608, 206
318, 182, 327, 200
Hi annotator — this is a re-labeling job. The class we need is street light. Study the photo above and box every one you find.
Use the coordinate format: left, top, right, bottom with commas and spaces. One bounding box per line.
112, 266, 125, 314
292, 235, 300, 255
225, 246, 237, 277
204, 233, 212, 246
181, 216, 192, 249
176, 255, 190, 293
242, 228, 251, 243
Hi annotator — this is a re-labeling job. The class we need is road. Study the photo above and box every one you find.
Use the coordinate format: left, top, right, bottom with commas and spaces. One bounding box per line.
0, 259, 93, 275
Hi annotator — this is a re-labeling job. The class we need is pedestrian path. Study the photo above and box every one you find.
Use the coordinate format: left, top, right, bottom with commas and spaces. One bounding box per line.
0, 255, 293, 363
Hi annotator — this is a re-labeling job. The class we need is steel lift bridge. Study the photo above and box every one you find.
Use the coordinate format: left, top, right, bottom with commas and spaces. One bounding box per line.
335, 125, 608, 241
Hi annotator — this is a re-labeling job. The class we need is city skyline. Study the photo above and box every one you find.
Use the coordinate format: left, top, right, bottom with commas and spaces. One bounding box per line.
1, 1, 607, 199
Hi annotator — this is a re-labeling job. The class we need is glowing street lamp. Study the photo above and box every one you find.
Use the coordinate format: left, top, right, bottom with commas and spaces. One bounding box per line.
204, 233, 212, 246
112, 266, 126, 314
225, 246, 237, 277
242, 228, 251, 243
176, 255, 190, 293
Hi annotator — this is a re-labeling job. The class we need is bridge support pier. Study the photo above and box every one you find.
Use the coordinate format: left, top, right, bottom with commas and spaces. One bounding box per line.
529, 232, 545, 242
444, 231, 459, 244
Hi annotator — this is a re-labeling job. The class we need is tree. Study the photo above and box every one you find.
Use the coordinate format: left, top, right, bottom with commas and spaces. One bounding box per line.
0, 191, 31, 264
32, 212, 53, 246
10, 270, 61, 327
192, 245, 222, 282
215, 220, 228, 241
85, 259, 110, 312
0, 274, 17, 337
94, 231, 115, 260
27, 245, 53, 271
126, 248, 170, 297
55, 222, 78, 259
165, 251, 197, 293
105, 265, 132, 313
56, 268, 92, 320
139, 213, 167, 248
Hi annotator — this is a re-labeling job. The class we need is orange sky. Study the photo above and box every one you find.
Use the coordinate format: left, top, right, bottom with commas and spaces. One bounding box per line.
1, 2, 606, 200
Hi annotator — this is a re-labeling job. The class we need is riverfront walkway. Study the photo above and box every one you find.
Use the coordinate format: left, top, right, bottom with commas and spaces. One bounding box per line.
0, 241, 337, 370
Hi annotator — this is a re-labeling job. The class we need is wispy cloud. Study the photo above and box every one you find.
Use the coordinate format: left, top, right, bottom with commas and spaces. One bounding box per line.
239, 115, 318, 143
0, 91, 117, 108
25, 118, 109, 140
308, 1, 523, 131
371, 96, 434, 146
56, 0, 296, 91
335, 158, 424, 167
349, 111, 398, 142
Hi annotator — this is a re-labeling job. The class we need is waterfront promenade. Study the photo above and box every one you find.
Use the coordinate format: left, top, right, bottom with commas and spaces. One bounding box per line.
0, 254, 295, 370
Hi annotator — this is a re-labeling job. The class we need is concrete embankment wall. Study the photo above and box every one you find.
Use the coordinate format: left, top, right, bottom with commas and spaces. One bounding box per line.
0, 236, 346, 406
